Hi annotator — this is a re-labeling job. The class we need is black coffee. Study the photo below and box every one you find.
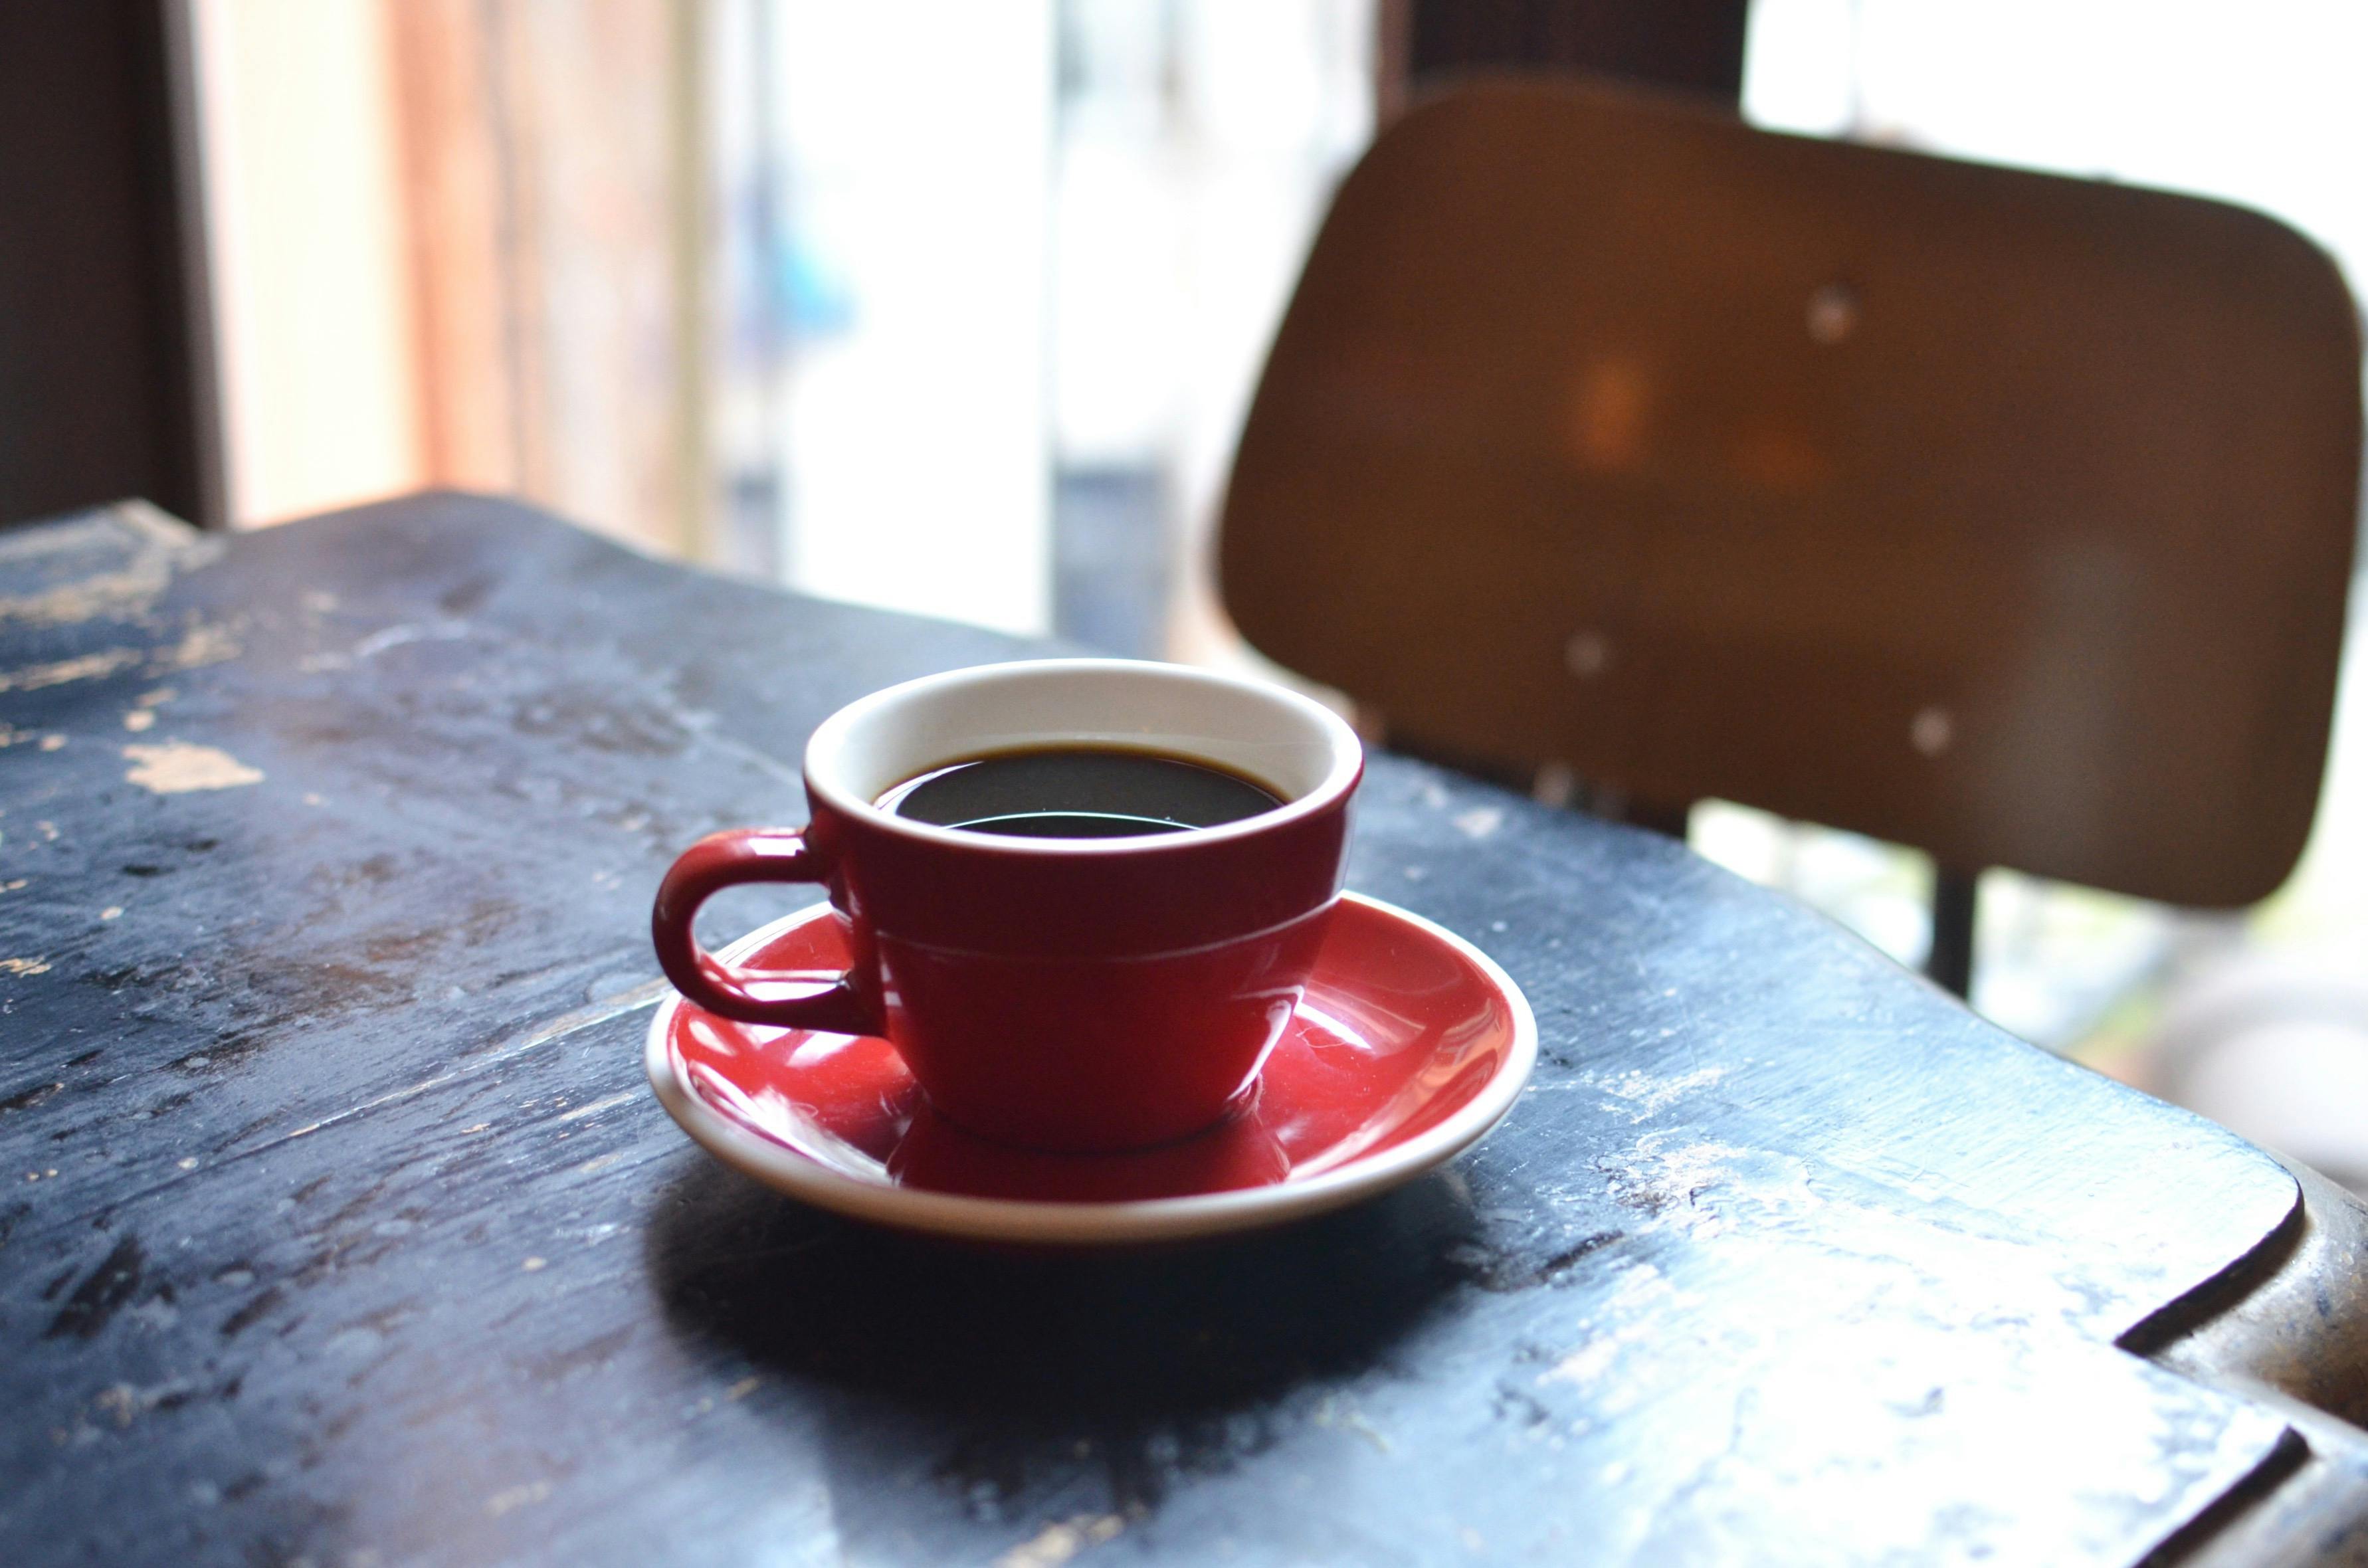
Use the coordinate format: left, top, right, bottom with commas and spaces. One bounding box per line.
878, 746, 1285, 838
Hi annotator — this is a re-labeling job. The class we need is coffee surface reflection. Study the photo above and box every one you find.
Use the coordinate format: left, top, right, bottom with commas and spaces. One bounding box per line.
878, 745, 1284, 838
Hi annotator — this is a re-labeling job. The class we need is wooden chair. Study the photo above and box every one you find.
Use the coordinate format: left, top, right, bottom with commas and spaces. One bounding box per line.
1219, 78, 2363, 995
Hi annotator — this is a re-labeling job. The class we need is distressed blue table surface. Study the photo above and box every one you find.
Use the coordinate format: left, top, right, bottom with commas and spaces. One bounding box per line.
0, 496, 2322, 1565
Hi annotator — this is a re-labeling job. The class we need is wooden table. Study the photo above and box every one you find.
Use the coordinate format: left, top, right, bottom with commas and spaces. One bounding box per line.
4, 496, 2365, 1566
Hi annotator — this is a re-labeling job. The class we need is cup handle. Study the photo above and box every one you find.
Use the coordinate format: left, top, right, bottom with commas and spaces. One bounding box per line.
650, 827, 883, 1034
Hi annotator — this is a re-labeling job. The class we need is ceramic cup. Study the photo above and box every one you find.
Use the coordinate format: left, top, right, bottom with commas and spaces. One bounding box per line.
650, 658, 1364, 1153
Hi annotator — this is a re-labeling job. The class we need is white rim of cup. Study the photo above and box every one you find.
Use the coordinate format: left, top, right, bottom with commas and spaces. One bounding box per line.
644, 892, 1539, 1246
800, 657, 1366, 855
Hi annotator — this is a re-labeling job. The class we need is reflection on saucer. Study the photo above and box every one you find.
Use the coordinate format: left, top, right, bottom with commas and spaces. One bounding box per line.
886, 1096, 1292, 1202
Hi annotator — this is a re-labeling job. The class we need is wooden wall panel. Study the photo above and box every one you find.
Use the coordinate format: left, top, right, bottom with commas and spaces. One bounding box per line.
0, 1, 223, 531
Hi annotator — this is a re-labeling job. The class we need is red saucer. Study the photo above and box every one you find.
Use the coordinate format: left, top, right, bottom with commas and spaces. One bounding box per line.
644, 892, 1536, 1245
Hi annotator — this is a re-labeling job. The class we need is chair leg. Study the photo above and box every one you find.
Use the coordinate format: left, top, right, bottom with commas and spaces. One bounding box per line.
1619, 795, 1693, 841
1927, 867, 1979, 998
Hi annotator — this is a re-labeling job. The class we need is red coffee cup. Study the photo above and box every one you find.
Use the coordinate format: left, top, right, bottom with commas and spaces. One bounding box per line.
650, 658, 1364, 1153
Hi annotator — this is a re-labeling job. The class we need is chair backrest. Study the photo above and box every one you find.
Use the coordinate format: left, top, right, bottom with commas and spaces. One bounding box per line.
1219, 79, 2361, 908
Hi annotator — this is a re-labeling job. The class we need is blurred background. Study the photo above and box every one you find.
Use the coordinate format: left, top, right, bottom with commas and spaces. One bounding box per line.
14, 0, 2368, 1181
